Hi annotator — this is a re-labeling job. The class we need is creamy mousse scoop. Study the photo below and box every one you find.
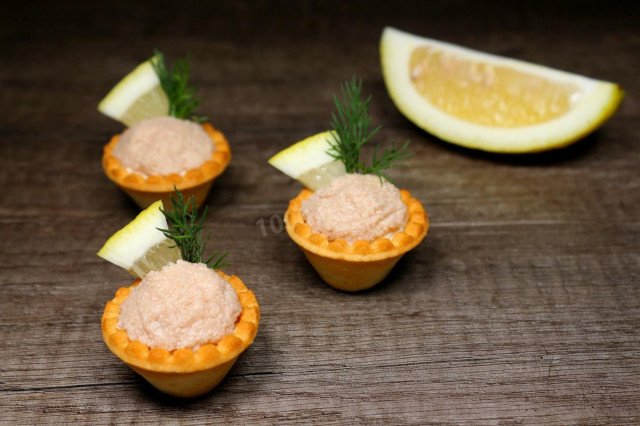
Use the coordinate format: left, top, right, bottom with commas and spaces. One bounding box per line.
300, 173, 407, 244
118, 260, 241, 351
113, 116, 214, 176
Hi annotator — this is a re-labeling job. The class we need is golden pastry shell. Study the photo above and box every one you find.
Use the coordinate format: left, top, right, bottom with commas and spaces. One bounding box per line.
101, 270, 259, 396
102, 122, 231, 209
284, 188, 428, 292
285, 188, 428, 261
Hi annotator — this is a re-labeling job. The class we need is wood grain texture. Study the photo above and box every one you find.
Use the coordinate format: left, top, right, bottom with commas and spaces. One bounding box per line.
1, 0, 638, 424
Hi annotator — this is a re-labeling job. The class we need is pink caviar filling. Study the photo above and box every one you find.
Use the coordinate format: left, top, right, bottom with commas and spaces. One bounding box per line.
113, 116, 214, 176
300, 173, 407, 243
118, 260, 241, 351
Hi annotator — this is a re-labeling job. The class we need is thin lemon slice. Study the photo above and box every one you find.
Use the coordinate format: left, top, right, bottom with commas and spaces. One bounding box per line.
97, 200, 180, 278
268, 131, 346, 190
98, 59, 169, 127
380, 27, 624, 153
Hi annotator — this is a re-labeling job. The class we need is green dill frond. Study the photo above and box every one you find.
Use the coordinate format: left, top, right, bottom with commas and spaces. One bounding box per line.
364, 140, 413, 182
151, 50, 208, 123
158, 187, 230, 270
326, 76, 412, 182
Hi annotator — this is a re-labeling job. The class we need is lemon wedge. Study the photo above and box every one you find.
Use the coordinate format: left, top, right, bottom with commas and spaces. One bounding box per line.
380, 27, 623, 153
268, 131, 346, 190
97, 200, 180, 278
98, 59, 170, 127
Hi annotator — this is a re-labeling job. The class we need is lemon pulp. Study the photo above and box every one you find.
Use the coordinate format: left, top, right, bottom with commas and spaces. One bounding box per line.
297, 160, 346, 190
410, 46, 582, 127
129, 239, 180, 278
117, 85, 169, 127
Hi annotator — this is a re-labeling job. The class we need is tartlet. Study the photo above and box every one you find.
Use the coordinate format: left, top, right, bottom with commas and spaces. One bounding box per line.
285, 187, 428, 292
102, 122, 231, 210
101, 270, 259, 398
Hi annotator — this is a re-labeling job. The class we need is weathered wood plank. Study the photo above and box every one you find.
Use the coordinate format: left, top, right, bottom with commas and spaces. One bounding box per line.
1, 0, 639, 424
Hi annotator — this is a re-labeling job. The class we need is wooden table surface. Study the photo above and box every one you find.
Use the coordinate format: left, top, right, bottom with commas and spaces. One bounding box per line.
2, 1, 638, 424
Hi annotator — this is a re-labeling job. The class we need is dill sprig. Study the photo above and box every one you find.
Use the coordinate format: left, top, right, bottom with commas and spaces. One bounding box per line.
151, 50, 208, 123
327, 76, 412, 182
158, 187, 230, 270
